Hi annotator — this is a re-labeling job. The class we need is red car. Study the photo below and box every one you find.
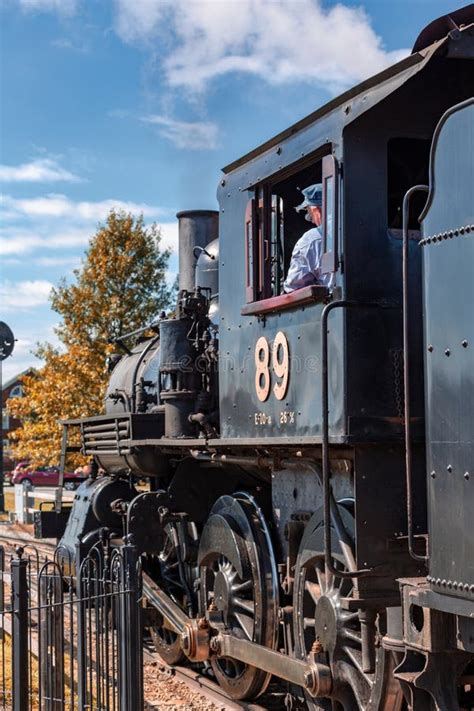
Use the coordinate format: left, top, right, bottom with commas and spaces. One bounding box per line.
11, 462, 86, 490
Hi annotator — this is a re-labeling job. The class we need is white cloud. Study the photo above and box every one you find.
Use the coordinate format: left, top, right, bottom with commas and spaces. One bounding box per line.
0, 227, 91, 255
1, 193, 168, 221
51, 37, 88, 53
113, 0, 408, 94
0, 157, 82, 183
0, 194, 177, 256
141, 115, 219, 150
1, 280, 54, 311
157, 222, 179, 254
35, 255, 82, 267
19, 0, 77, 16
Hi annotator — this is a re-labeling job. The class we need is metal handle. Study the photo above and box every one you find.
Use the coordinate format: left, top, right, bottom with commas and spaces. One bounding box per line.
402, 185, 429, 563
321, 299, 385, 579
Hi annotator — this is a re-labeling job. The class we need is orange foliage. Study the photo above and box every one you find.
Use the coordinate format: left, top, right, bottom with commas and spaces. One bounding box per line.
8, 210, 174, 466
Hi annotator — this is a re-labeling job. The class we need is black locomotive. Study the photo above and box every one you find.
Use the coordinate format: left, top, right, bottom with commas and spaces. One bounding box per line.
53, 7, 474, 709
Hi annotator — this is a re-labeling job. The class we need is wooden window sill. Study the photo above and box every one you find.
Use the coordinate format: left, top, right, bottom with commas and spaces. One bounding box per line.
241, 285, 329, 316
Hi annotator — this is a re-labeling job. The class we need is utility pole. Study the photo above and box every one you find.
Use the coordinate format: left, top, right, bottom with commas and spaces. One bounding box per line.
0, 322, 15, 512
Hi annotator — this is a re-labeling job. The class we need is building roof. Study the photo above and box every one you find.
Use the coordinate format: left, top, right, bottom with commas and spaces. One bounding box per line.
2, 368, 36, 392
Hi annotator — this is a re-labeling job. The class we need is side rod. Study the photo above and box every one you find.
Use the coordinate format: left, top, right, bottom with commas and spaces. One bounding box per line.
143, 571, 332, 697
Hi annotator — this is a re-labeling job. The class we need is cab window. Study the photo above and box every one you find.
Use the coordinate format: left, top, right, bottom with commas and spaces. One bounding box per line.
244, 153, 338, 305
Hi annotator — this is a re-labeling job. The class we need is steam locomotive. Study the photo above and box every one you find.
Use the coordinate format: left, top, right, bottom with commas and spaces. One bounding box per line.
53, 7, 474, 709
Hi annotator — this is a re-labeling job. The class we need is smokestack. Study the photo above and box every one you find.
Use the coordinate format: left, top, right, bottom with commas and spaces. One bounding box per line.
177, 210, 219, 292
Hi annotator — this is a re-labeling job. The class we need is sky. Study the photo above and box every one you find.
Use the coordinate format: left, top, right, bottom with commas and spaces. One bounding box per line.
0, 0, 460, 381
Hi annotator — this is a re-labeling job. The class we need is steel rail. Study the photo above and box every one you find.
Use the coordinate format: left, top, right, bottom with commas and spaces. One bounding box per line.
143, 648, 270, 711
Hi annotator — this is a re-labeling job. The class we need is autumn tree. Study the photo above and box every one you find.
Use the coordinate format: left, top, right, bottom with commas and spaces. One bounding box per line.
9, 210, 175, 464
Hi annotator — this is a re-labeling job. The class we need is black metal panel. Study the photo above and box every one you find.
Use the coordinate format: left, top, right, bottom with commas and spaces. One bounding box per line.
421, 99, 474, 600
218, 49, 473, 445
353, 444, 426, 597
343, 59, 473, 443
73, 412, 165, 475
219, 301, 345, 439
34, 507, 72, 540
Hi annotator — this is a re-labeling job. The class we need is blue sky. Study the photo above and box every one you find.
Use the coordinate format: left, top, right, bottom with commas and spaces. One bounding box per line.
0, 0, 459, 380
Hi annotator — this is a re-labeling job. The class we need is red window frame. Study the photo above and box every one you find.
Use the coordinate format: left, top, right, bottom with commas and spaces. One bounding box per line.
244, 151, 338, 309
321, 154, 339, 274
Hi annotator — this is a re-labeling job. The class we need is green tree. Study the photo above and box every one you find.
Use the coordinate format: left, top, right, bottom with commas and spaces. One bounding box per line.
9, 210, 174, 464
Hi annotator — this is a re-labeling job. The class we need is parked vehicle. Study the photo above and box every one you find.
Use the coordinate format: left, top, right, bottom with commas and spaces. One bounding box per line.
11, 462, 86, 490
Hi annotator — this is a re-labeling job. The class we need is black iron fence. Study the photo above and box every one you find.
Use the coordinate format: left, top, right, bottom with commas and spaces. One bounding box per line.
0, 540, 143, 710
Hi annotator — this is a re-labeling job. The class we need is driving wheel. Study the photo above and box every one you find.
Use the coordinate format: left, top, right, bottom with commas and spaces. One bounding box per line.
149, 521, 199, 665
198, 492, 278, 700
293, 503, 404, 711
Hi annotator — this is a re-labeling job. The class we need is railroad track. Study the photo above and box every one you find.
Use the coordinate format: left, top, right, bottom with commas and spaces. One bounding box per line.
143, 643, 290, 711
0, 527, 56, 557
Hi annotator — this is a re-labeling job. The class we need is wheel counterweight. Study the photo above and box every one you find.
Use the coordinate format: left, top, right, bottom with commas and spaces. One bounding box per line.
198, 493, 279, 700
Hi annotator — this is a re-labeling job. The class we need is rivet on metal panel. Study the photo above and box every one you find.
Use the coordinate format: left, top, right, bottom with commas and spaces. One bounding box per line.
453, 582, 458, 589
470, 585, 474, 593
430, 471, 436, 478
447, 464, 453, 473
464, 472, 470, 480
428, 344, 434, 352
445, 348, 450, 356
276, 146, 282, 155
462, 340, 468, 348
447, 580, 452, 588
221, 179, 226, 186
441, 579, 446, 587
464, 584, 469, 592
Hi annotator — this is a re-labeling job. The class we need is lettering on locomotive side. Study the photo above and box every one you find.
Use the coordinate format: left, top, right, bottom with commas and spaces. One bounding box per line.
279, 410, 295, 425
254, 331, 289, 403
254, 412, 272, 425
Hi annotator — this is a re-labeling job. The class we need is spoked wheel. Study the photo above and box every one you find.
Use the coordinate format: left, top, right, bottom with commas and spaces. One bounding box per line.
198, 492, 278, 700
293, 504, 404, 711
149, 521, 198, 665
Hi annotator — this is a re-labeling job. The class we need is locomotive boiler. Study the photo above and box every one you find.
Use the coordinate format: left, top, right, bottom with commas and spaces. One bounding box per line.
55, 6, 474, 710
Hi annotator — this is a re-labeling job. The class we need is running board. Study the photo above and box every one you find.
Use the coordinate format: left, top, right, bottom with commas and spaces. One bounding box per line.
143, 572, 332, 697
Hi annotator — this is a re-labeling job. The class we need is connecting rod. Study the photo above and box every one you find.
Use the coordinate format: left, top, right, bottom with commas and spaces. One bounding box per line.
211, 634, 332, 698
143, 571, 332, 697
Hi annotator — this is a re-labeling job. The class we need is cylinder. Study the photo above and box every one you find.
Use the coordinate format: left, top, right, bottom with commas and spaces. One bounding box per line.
177, 210, 219, 292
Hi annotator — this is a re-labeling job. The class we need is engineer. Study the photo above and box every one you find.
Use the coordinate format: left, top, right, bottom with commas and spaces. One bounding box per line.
283, 183, 332, 293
